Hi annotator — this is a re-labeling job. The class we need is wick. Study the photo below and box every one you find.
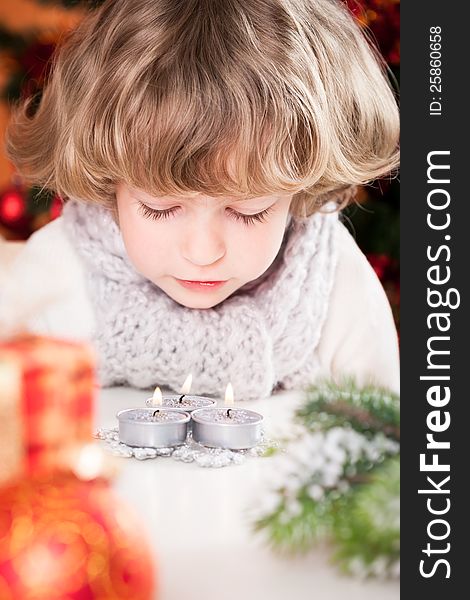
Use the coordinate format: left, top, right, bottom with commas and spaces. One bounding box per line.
152, 410, 160, 417
226, 409, 233, 419
178, 394, 186, 404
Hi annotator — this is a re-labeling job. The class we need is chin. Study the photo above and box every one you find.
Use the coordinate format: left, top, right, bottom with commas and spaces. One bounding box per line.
175, 295, 227, 309
155, 279, 236, 309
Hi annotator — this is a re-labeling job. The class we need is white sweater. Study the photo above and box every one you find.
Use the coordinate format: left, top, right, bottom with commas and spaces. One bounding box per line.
1, 216, 400, 394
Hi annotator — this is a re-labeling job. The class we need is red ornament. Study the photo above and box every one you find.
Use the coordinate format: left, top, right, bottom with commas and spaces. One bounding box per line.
0, 191, 26, 223
367, 253, 393, 281
0, 474, 156, 600
367, 253, 400, 331
0, 336, 157, 599
19, 41, 56, 81
0, 335, 95, 486
19, 41, 56, 102
346, 0, 400, 65
50, 195, 64, 220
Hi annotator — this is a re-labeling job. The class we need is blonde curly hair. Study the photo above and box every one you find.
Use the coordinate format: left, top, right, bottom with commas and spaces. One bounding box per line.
5, 0, 399, 217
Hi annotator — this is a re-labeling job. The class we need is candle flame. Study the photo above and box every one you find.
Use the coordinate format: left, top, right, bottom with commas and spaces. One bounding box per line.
152, 386, 163, 406
180, 373, 193, 394
225, 382, 234, 406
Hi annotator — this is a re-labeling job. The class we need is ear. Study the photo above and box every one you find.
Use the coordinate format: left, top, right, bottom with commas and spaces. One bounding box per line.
290, 185, 358, 218
111, 185, 120, 227
110, 198, 120, 227
332, 185, 358, 209
315, 185, 358, 210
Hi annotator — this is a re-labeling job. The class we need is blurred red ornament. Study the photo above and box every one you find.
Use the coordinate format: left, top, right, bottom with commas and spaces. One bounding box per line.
19, 41, 56, 80
0, 335, 96, 486
19, 41, 56, 101
346, 0, 400, 65
367, 252, 394, 281
0, 336, 157, 598
0, 191, 26, 223
50, 195, 64, 220
0, 474, 156, 600
367, 252, 400, 332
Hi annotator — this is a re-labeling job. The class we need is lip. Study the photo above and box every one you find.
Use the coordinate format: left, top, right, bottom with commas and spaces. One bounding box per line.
175, 279, 228, 292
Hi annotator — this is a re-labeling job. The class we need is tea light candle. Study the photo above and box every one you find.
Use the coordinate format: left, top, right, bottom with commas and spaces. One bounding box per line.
145, 378, 217, 414
117, 408, 190, 448
191, 382, 262, 449
191, 407, 263, 449
145, 391, 216, 413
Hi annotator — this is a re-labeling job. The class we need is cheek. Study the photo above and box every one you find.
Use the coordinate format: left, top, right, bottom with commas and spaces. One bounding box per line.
119, 210, 174, 275
230, 219, 287, 276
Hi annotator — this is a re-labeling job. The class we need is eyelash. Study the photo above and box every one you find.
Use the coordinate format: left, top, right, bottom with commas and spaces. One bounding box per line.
137, 202, 273, 225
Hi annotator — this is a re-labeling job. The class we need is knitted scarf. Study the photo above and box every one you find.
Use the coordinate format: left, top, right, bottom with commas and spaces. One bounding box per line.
62, 199, 339, 400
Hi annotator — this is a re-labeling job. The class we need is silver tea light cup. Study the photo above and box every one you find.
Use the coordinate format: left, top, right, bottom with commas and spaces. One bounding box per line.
117, 408, 190, 448
191, 407, 263, 449
145, 394, 217, 431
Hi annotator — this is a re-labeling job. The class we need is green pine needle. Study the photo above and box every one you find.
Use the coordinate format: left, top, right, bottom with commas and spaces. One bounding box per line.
332, 458, 400, 574
254, 491, 339, 553
298, 377, 400, 441
253, 378, 400, 577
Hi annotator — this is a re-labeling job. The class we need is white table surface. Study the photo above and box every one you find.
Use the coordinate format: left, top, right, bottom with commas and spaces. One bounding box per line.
96, 386, 399, 600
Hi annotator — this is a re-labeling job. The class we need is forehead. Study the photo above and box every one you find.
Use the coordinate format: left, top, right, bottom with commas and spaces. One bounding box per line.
125, 184, 286, 204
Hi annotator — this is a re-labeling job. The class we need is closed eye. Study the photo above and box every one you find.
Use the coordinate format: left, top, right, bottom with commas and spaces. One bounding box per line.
226, 206, 274, 225
137, 202, 180, 220
137, 201, 274, 225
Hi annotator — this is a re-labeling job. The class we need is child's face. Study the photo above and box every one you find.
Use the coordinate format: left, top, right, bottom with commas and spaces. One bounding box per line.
115, 183, 293, 308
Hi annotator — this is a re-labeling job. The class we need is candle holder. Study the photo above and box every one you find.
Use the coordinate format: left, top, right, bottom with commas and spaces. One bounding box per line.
191, 407, 263, 450
117, 408, 190, 448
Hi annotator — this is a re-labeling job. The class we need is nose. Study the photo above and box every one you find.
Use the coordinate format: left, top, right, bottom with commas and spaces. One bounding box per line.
181, 221, 226, 267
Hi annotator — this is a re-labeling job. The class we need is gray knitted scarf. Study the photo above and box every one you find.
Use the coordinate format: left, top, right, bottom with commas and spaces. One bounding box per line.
62, 199, 339, 400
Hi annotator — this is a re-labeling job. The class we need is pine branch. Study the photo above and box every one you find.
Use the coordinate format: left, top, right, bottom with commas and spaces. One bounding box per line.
254, 489, 339, 553
298, 377, 400, 441
332, 457, 400, 576
253, 379, 400, 576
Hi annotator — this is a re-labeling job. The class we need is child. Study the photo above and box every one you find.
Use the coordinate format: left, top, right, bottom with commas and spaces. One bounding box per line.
3, 0, 400, 400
